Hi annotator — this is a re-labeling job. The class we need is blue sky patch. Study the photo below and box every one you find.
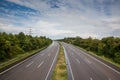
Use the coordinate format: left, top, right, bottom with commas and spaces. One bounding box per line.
0, 0, 120, 39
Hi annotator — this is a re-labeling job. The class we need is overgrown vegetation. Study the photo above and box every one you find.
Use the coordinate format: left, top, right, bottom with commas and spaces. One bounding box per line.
0, 48, 45, 70
59, 36, 120, 65
51, 44, 67, 80
0, 32, 52, 62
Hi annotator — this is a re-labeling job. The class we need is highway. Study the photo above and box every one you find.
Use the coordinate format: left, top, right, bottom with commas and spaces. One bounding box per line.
62, 42, 120, 80
0, 41, 59, 80
1, 41, 120, 80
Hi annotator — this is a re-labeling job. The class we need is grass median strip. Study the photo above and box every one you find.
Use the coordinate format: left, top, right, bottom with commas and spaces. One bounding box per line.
51, 44, 68, 80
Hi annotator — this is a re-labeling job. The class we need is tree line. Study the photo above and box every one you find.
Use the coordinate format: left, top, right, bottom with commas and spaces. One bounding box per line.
60, 36, 120, 64
0, 32, 52, 61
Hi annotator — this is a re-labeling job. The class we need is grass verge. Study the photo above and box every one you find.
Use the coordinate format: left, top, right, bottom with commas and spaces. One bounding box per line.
51, 44, 68, 80
0, 47, 47, 71
75, 45, 120, 68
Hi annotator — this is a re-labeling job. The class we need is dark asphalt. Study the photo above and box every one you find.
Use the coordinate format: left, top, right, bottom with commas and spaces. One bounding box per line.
62, 42, 120, 80
0, 41, 59, 80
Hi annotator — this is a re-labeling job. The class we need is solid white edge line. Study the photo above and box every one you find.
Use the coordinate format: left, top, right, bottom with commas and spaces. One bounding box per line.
37, 61, 44, 68
0, 56, 31, 75
0, 43, 54, 75
78, 47, 120, 74
45, 46, 59, 80
63, 46, 75, 80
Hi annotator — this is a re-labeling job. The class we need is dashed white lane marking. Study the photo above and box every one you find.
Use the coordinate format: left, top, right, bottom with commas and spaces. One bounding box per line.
81, 50, 120, 74
75, 58, 80, 63
90, 77, 93, 80
40, 53, 45, 56
26, 61, 34, 67
0, 53, 37, 75
85, 58, 91, 64
45, 46, 59, 80
48, 53, 51, 56
109, 78, 111, 80
71, 52, 74, 55
37, 61, 44, 68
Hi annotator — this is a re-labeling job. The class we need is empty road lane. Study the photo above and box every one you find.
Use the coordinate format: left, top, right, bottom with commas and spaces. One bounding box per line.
0, 41, 59, 80
62, 42, 120, 80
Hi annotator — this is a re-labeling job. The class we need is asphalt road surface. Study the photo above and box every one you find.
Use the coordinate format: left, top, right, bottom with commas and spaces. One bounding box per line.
0, 41, 59, 80
62, 42, 120, 80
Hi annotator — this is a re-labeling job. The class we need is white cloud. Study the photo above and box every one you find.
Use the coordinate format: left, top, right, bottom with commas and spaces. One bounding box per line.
0, 23, 28, 34
0, 0, 120, 39
30, 20, 74, 37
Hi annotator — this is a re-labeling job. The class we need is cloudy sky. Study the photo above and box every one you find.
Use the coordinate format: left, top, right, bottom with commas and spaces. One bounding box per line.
0, 0, 120, 39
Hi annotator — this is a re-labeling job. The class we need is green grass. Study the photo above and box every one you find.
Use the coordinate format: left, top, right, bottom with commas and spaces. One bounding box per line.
59, 65, 66, 70
88, 51, 120, 68
75, 45, 120, 68
0, 47, 47, 70
51, 44, 68, 80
